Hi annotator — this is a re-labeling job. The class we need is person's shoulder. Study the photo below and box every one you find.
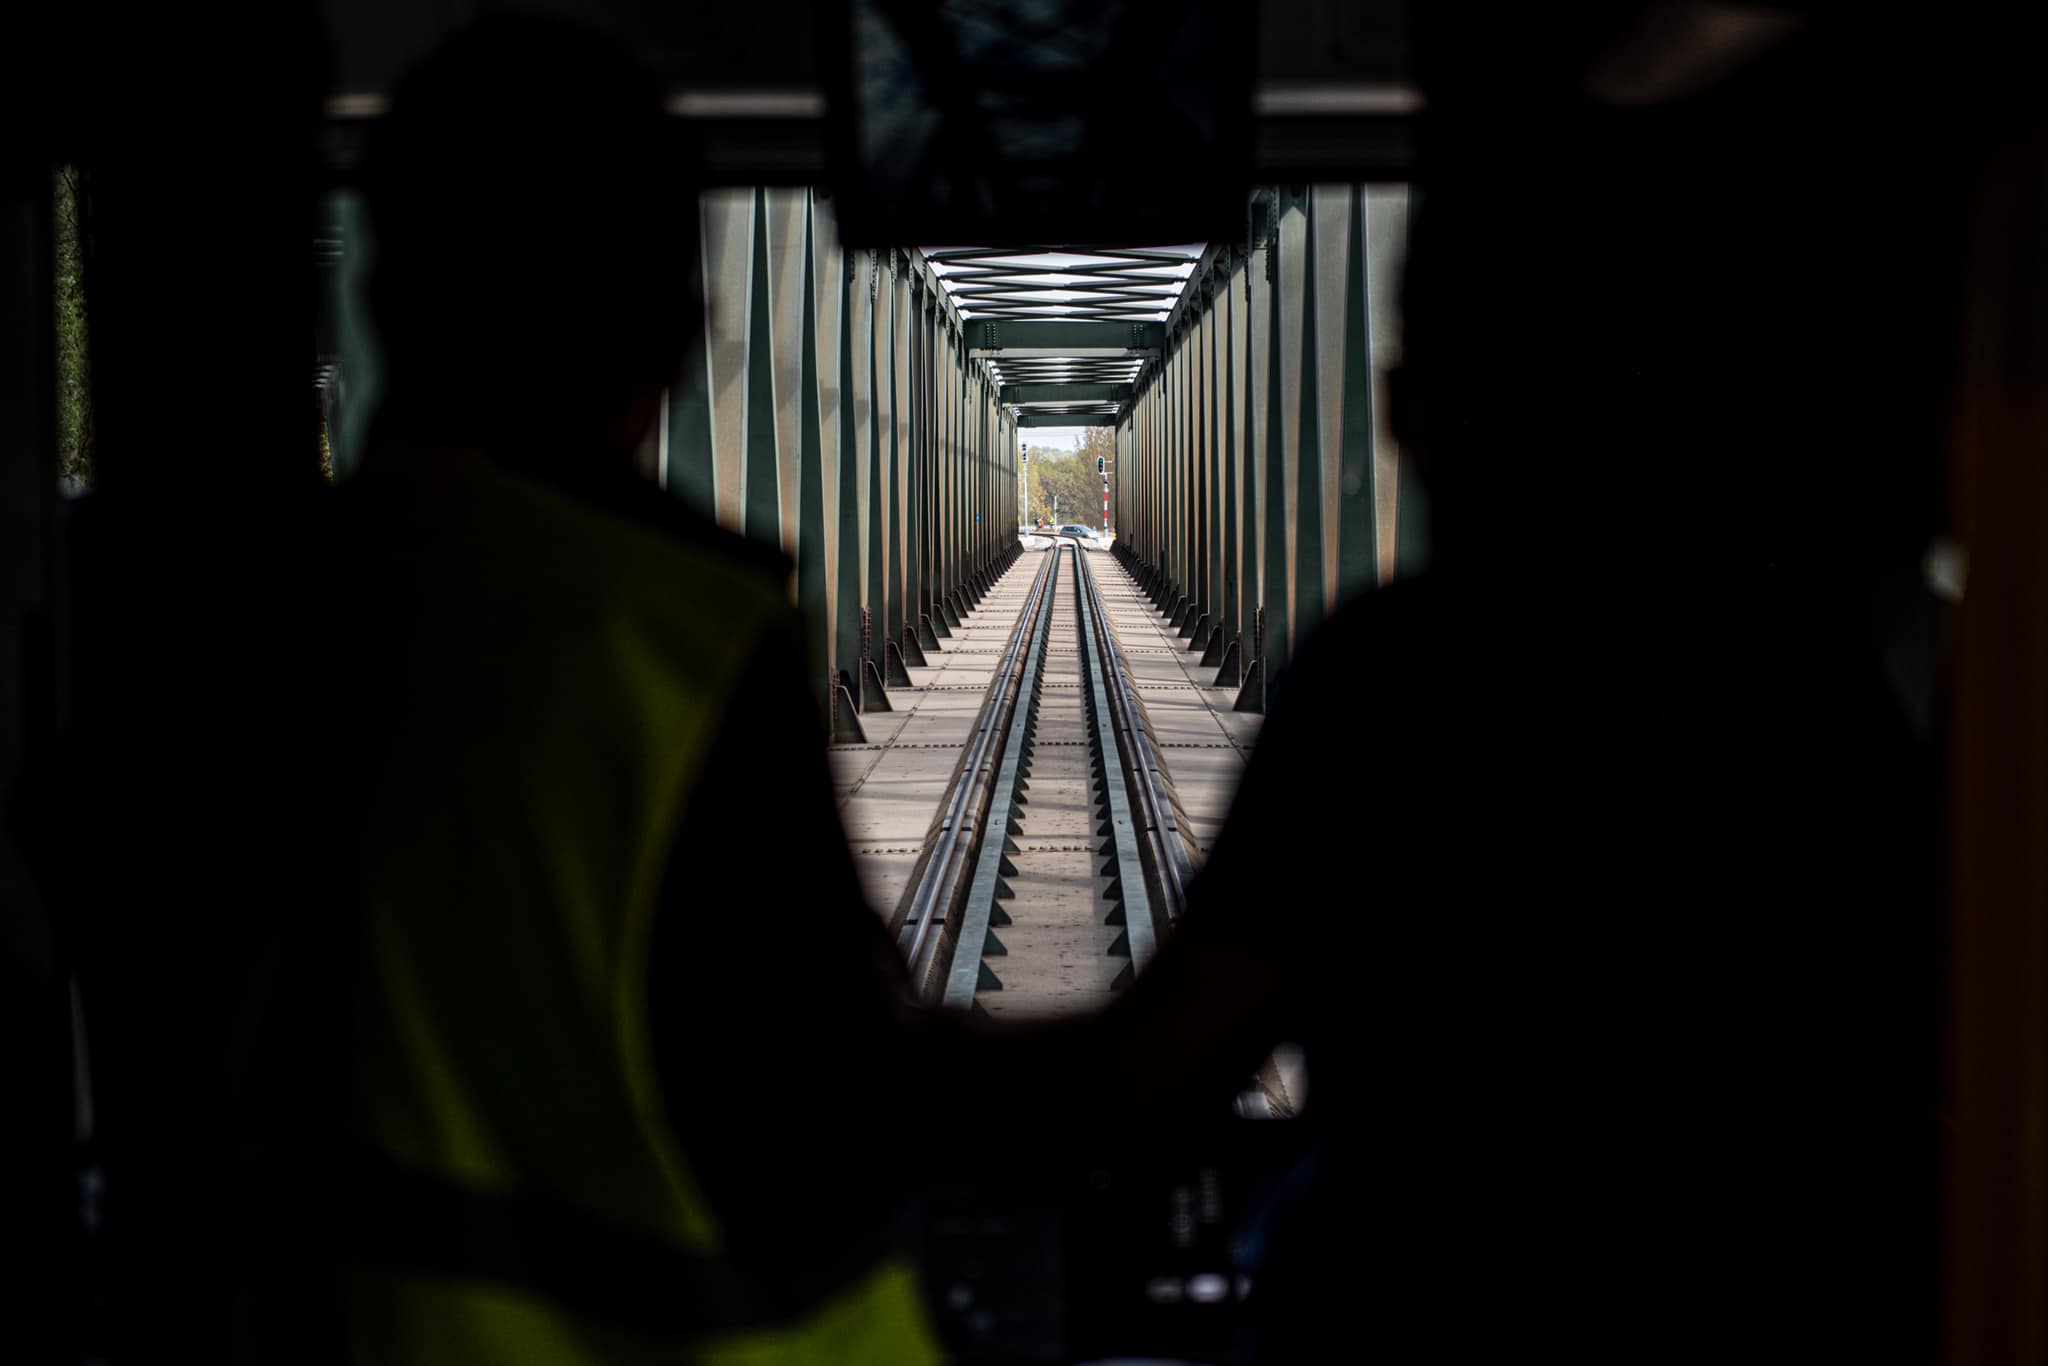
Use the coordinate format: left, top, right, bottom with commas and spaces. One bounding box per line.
592, 472, 793, 586
1289, 575, 1444, 674
339, 448, 800, 643
442, 445, 795, 585
1261, 572, 1516, 733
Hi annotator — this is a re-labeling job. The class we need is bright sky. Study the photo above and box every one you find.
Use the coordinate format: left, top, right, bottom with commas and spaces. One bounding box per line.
1018, 425, 1096, 453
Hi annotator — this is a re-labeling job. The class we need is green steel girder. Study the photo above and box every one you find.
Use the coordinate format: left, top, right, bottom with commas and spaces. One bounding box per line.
1001, 382, 1132, 406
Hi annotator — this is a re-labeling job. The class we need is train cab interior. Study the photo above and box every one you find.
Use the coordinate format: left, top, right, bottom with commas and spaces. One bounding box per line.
4, 2, 2048, 1363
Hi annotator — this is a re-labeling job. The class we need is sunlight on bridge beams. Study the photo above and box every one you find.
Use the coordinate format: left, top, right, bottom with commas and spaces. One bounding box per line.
921, 246, 1206, 431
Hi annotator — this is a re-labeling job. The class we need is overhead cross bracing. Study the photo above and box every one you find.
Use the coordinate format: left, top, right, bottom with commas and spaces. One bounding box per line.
919, 246, 1205, 427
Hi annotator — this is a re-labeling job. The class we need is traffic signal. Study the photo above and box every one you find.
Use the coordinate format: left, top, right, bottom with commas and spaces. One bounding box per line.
1097, 456, 1106, 475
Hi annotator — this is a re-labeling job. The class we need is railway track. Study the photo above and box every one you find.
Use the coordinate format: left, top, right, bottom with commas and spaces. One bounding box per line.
894, 538, 1199, 1014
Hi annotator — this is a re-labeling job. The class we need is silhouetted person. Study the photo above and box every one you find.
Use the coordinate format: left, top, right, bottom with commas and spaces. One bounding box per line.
1168, 10, 1950, 1362
321, 16, 951, 1363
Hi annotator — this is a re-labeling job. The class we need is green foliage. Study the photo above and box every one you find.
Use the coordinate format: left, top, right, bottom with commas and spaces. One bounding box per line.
1024, 430, 1122, 532
54, 166, 93, 488
1024, 426, 1116, 529
1076, 425, 1115, 469
1025, 437, 1109, 529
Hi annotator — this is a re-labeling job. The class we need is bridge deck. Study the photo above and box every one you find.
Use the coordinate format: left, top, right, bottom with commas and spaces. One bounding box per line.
832, 544, 1260, 1013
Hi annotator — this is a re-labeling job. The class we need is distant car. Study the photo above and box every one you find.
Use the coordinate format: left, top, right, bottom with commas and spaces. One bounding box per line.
1056, 524, 1105, 549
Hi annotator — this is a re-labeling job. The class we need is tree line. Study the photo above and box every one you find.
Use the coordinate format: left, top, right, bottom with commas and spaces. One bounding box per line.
1024, 427, 1115, 529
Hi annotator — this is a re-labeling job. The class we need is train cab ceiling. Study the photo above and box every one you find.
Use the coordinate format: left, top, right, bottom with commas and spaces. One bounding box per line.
318, 0, 1417, 189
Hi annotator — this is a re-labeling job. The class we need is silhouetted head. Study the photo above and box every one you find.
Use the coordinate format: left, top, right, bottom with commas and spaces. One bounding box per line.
1392, 6, 1947, 577
364, 15, 697, 453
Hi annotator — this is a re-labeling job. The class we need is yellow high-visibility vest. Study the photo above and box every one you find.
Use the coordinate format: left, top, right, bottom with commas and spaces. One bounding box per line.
337, 453, 941, 1365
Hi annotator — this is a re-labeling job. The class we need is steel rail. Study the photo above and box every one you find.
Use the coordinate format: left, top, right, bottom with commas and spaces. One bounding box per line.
938, 544, 1064, 1009
1077, 548, 1286, 1118
896, 542, 1061, 996
1071, 545, 1159, 980
1073, 544, 1196, 928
